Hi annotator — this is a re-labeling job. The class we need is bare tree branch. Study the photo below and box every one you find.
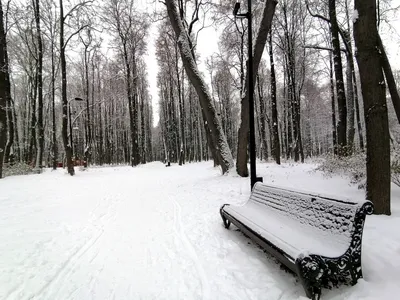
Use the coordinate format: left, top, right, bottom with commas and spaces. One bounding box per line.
305, 0, 330, 23
64, 24, 90, 48
63, 0, 94, 21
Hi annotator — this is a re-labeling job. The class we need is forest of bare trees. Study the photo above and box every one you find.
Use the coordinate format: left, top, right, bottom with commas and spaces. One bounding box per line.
0, 0, 399, 214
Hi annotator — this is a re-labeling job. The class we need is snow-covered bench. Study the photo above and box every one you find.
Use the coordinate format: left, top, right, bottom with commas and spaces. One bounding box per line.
220, 183, 373, 300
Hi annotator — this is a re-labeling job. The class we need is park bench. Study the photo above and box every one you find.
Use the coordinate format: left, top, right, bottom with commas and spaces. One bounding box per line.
220, 182, 373, 300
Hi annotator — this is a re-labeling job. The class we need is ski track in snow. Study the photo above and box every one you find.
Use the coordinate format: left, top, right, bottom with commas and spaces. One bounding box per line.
171, 195, 210, 300
1, 162, 400, 300
37, 229, 104, 299
34, 195, 119, 300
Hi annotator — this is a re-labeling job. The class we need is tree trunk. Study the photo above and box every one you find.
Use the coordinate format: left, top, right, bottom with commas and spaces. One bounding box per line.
257, 75, 269, 161
329, 52, 338, 155
28, 74, 37, 165
0, 0, 7, 178
354, 70, 365, 152
377, 36, 400, 125
140, 85, 146, 164
346, 52, 355, 154
176, 45, 185, 165
12, 99, 20, 162
33, 0, 44, 171
4, 49, 13, 163
122, 42, 135, 167
269, 31, 280, 164
132, 56, 140, 166
146, 101, 152, 162
236, 0, 278, 176
329, 0, 347, 156
344, 0, 356, 154
165, 0, 234, 173
32, 0, 44, 172
354, 0, 391, 215
83, 44, 91, 168
97, 64, 103, 165
60, 0, 74, 175
51, 29, 57, 169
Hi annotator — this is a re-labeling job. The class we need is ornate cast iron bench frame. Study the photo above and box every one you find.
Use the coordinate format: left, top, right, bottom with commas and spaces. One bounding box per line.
220, 183, 373, 299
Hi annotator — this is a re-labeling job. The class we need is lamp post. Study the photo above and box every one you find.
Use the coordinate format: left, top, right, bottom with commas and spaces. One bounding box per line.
68, 97, 83, 159
233, 1, 263, 189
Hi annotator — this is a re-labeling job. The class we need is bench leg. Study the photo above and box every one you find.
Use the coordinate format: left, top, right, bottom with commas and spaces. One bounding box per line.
309, 286, 322, 300
349, 254, 363, 285
300, 277, 322, 300
349, 261, 361, 285
222, 216, 231, 229
296, 256, 323, 299
220, 205, 231, 229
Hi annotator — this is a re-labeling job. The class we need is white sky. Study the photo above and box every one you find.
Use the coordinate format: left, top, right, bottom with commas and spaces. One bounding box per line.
144, 4, 220, 126
144, 3, 400, 127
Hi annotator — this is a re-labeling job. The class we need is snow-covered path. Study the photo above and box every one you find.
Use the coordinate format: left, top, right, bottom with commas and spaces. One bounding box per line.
1, 162, 399, 300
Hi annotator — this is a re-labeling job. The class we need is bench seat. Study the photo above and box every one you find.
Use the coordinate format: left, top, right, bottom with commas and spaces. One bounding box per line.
220, 183, 373, 299
223, 201, 351, 260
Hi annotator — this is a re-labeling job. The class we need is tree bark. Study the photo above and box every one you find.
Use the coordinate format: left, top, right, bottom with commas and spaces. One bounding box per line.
0, 0, 7, 178
140, 84, 146, 164
132, 56, 140, 166
346, 52, 355, 154
3, 43, 12, 163
354, 0, 391, 215
236, 0, 278, 176
51, 24, 57, 169
257, 75, 268, 161
329, 52, 338, 155
121, 41, 136, 167
28, 73, 37, 165
377, 36, 400, 125
60, 0, 74, 175
83, 42, 91, 168
269, 31, 280, 164
344, 0, 355, 154
329, 0, 347, 156
176, 44, 185, 165
33, 0, 44, 171
165, 0, 234, 173
354, 70, 365, 152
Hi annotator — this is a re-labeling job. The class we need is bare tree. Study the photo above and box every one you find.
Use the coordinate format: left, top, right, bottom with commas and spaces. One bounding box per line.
102, 0, 149, 167
268, 30, 280, 164
354, 0, 391, 215
306, 0, 348, 156
236, 0, 278, 176
32, 0, 44, 171
60, 0, 92, 175
164, 0, 234, 173
2, 0, 14, 165
378, 36, 400, 125
0, 0, 8, 178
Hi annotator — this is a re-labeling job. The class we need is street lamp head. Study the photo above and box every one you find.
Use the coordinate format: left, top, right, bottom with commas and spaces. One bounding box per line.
74, 97, 84, 101
233, 2, 240, 16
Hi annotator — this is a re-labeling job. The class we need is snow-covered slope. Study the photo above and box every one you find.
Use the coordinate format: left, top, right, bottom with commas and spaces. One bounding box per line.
0, 161, 399, 299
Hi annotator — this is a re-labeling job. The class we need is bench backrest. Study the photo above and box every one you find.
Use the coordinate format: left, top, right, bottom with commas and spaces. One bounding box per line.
250, 183, 373, 240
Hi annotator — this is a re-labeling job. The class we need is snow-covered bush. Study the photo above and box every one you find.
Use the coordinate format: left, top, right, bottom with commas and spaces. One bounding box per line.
3, 163, 34, 177
317, 150, 400, 189
391, 151, 400, 187
316, 153, 366, 189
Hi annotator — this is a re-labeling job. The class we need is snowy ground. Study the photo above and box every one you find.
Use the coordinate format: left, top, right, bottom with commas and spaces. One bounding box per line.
1, 161, 399, 300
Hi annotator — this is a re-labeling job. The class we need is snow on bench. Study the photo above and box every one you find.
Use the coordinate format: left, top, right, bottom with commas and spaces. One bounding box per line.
220, 182, 373, 300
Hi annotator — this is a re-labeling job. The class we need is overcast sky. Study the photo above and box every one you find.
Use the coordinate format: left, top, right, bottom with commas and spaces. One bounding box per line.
144, 4, 400, 126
